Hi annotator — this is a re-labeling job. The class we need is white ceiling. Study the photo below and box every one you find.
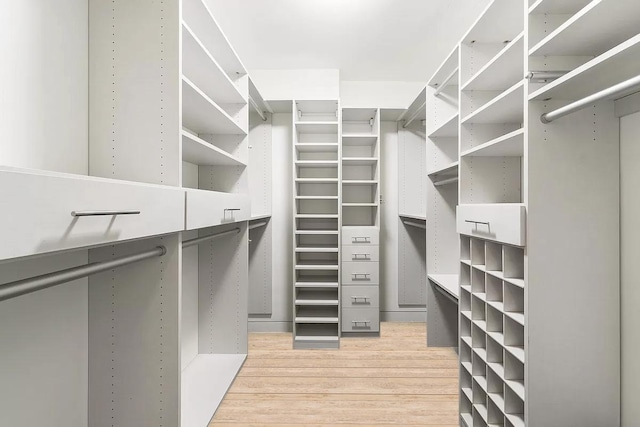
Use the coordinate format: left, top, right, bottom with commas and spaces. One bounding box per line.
205, 0, 491, 82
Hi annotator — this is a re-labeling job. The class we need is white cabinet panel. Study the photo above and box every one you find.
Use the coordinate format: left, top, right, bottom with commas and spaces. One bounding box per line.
341, 286, 379, 308
457, 203, 526, 246
341, 245, 379, 262
185, 189, 250, 230
0, 167, 184, 261
341, 308, 380, 332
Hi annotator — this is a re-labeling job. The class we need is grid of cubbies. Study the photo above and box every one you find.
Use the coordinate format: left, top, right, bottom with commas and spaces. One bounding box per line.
293, 100, 342, 349
459, 235, 525, 427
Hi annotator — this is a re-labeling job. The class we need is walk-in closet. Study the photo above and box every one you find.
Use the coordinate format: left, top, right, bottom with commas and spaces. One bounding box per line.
1, 0, 638, 426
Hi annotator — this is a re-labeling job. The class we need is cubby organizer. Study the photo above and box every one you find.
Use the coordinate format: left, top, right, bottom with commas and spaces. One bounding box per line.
292, 100, 341, 349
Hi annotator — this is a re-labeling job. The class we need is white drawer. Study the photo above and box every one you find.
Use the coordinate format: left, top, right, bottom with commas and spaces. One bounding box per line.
342, 262, 379, 285
185, 189, 250, 230
342, 245, 379, 262
342, 308, 380, 332
0, 167, 185, 261
342, 286, 379, 308
457, 204, 526, 247
342, 226, 379, 245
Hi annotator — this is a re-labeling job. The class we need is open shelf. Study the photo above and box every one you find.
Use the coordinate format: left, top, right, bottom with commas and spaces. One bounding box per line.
182, 23, 246, 105
428, 274, 460, 300
461, 129, 524, 157
399, 213, 427, 221
342, 135, 378, 146
181, 130, 246, 166
296, 122, 339, 134
428, 113, 459, 138
182, 0, 247, 76
461, 81, 524, 124
342, 180, 378, 185
530, 33, 640, 101
463, 33, 524, 91
181, 354, 246, 427
182, 77, 246, 135
295, 178, 339, 183
462, 0, 524, 44
427, 161, 459, 178
428, 45, 459, 89
342, 157, 378, 166
295, 143, 339, 152
295, 160, 339, 168
529, 0, 640, 57
343, 203, 377, 207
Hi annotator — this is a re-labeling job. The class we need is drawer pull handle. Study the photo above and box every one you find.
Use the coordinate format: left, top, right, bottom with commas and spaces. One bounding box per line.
352, 253, 370, 260
71, 210, 140, 217
352, 320, 370, 326
352, 273, 370, 280
465, 220, 490, 226
352, 237, 371, 243
351, 296, 370, 304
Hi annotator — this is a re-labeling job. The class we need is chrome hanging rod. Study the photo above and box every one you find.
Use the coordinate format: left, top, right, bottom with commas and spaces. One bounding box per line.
541, 74, 640, 123
526, 71, 567, 83
402, 220, 426, 230
434, 176, 459, 187
182, 227, 241, 248
403, 101, 426, 128
431, 281, 458, 304
0, 246, 166, 302
249, 221, 268, 230
248, 96, 267, 121
433, 67, 459, 97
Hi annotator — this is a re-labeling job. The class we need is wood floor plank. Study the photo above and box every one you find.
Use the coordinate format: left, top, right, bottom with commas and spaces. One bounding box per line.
242, 357, 458, 369
237, 367, 458, 378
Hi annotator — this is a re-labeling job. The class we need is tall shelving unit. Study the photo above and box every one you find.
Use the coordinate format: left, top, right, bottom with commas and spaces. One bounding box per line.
341, 108, 381, 335
425, 46, 461, 347
292, 100, 342, 349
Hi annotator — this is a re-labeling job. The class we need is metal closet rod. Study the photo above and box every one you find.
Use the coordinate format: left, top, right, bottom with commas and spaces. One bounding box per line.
249, 221, 268, 230
0, 246, 166, 303
433, 67, 459, 98
403, 101, 426, 128
402, 219, 426, 230
541, 74, 640, 123
182, 227, 241, 248
434, 176, 459, 187
526, 71, 566, 82
248, 96, 267, 121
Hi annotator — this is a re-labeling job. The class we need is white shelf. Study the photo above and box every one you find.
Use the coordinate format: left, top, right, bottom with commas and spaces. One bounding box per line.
296, 196, 339, 200
295, 214, 339, 219
460, 413, 473, 427
295, 230, 339, 235
506, 414, 525, 427
529, 0, 590, 14
295, 335, 339, 342
182, 77, 246, 135
182, 0, 247, 76
182, 23, 246, 105
505, 345, 525, 364
399, 213, 427, 221
295, 246, 339, 253
486, 270, 525, 289
343, 203, 377, 207
295, 299, 339, 306
295, 178, 339, 183
342, 157, 378, 166
250, 214, 272, 221
462, 33, 524, 91
530, 34, 640, 101
295, 282, 339, 288
428, 113, 459, 138
181, 130, 246, 166
505, 311, 525, 326
342, 135, 378, 145
461, 81, 524, 124
295, 317, 339, 323
181, 354, 246, 427
295, 264, 339, 270
295, 160, 339, 168
529, 0, 640, 57
461, 129, 524, 157
427, 161, 459, 178
342, 180, 378, 185
428, 274, 460, 300
429, 45, 460, 89
295, 143, 339, 152
295, 122, 339, 134
506, 379, 525, 400
475, 402, 488, 423
462, 0, 524, 44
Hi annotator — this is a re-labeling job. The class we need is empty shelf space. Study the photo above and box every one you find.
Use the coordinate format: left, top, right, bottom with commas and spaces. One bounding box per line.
399, 213, 427, 221
296, 196, 339, 200
428, 113, 459, 138
463, 0, 524, 44
461, 81, 524, 124
461, 129, 524, 157
427, 161, 459, 178
295, 214, 339, 219
295, 143, 339, 152
182, 77, 246, 135
342, 135, 378, 145
295, 335, 339, 342
295, 160, 339, 168
295, 245, 339, 253
506, 379, 525, 401
295, 263, 339, 270
529, 0, 640, 56
181, 131, 246, 166
342, 157, 378, 166
181, 354, 246, 427
486, 270, 525, 289
295, 281, 339, 288
295, 178, 339, 183
296, 122, 339, 134
462, 33, 525, 91
428, 46, 459, 89
343, 203, 378, 207
295, 230, 339, 235
181, 23, 246, 105
428, 274, 460, 300
530, 33, 640, 101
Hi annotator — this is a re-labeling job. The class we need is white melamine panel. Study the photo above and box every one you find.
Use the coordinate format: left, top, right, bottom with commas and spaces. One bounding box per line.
249, 111, 273, 217
621, 112, 640, 426
457, 204, 526, 247
181, 241, 199, 371
341, 227, 380, 245
0, 167, 184, 261
0, 251, 88, 427
342, 308, 380, 333
0, 0, 88, 175
341, 286, 380, 308
185, 189, 250, 230
398, 123, 427, 219
342, 262, 380, 285
341, 245, 380, 263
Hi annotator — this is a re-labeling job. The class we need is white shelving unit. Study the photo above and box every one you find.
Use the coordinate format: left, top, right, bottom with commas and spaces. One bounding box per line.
292, 100, 341, 349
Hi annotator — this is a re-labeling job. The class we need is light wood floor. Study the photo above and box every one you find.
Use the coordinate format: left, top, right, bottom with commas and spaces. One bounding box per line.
210, 322, 459, 426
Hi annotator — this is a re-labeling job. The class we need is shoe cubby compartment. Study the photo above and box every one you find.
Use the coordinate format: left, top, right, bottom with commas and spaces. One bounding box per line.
461, 365, 473, 418
472, 322, 487, 352
504, 281, 524, 318
487, 304, 504, 334
461, 235, 471, 261
504, 384, 524, 420
295, 218, 338, 231
460, 262, 471, 289
503, 245, 524, 280
295, 305, 339, 320
471, 238, 486, 266
473, 373, 489, 424
295, 323, 339, 337
472, 268, 486, 294
487, 396, 505, 426
295, 288, 339, 304
485, 241, 503, 271
461, 313, 472, 339
486, 274, 503, 304
472, 294, 486, 322
461, 335, 472, 364
487, 333, 504, 372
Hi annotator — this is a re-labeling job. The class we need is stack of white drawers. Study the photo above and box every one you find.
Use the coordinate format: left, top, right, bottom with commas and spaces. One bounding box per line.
341, 226, 380, 334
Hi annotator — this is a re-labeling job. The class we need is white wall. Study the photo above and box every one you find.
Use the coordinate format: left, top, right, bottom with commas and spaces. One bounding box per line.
251, 69, 340, 101
341, 81, 425, 109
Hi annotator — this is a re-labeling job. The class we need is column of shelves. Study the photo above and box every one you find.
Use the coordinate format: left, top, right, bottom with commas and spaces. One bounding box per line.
293, 100, 341, 349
